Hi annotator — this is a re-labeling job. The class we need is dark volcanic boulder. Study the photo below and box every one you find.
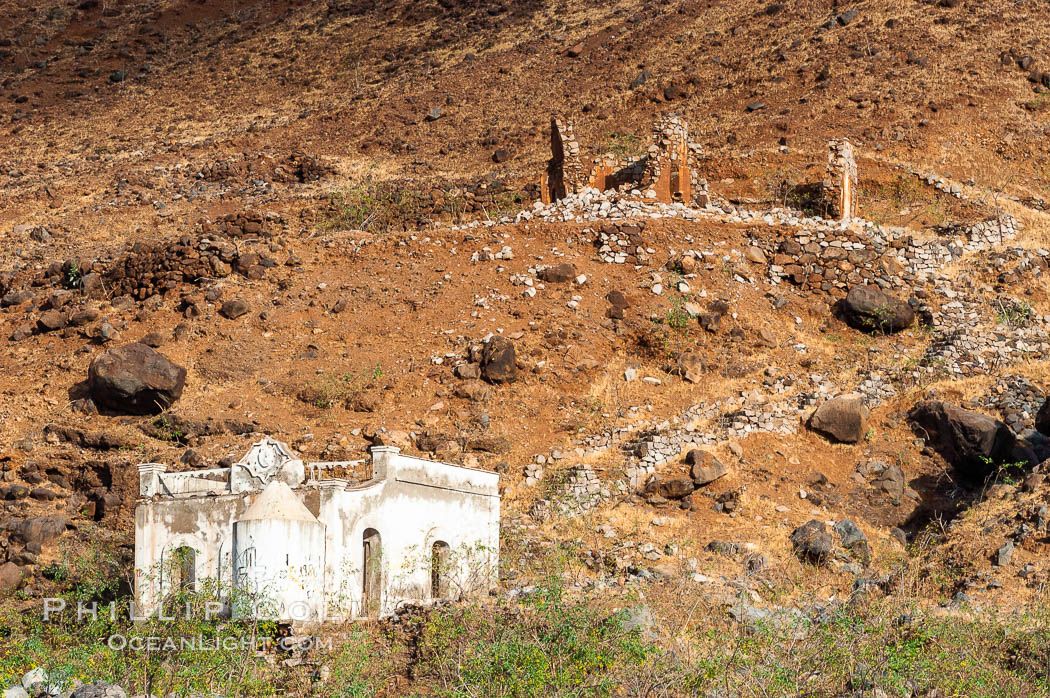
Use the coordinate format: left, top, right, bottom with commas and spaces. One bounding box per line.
686, 450, 728, 486
220, 299, 250, 319
790, 520, 833, 564
807, 393, 869, 443
908, 401, 1019, 479
481, 336, 518, 384
88, 342, 186, 414
1035, 397, 1050, 437
841, 285, 914, 333
539, 263, 577, 284
8, 516, 68, 547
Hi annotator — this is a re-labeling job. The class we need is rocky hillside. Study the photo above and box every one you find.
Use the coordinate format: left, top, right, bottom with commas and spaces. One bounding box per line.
2, 0, 1050, 695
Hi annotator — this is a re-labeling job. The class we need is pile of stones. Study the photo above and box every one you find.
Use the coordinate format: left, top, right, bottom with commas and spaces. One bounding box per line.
102, 235, 272, 301
855, 371, 898, 406
988, 245, 1050, 288
550, 368, 901, 498
917, 285, 1050, 378
2, 232, 282, 341
104, 239, 220, 299
524, 460, 544, 486
283, 151, 331, 183
3, 669, 126, 698
914, 170, 967, 199
196, 151, 331, 185
196, 209, 282, 238
427, 179, 538, 219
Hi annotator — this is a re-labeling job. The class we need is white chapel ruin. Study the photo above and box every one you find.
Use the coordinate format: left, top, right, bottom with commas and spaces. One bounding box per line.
134, 437, 500, 622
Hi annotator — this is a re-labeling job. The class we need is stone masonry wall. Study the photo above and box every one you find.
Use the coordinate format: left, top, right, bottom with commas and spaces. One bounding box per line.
822, 138, 857, 221
543, 117, 586, 203
640, 113, 708, 205
542, 112, 708, 207
766, 215, 1020, 296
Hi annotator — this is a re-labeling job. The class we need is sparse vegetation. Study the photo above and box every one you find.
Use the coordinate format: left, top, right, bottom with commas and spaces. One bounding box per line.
64, 262, 81, 290
4, 569, 1049, 697
995, 298, 1033, 328
645, 280, 699, 359
303, 363, 384, 409
414, 582, 655, 697
323, 178, 427, 233
859, 174, 955, 227
764, 167, 822, 215
601, 132, 644, 159
151, 415, 184, 443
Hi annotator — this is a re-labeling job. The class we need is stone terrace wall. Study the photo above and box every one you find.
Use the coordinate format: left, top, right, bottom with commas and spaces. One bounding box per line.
594, 221, 651, 264
765, 215, 1020, 296
197, 209, 281, 239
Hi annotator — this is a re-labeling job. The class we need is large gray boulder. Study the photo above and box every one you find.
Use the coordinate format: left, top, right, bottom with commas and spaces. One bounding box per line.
807, 393, 869, 443
19, 668, 47, 698
87, 342, 186, 414
841, 285, 914, 333
908, 401, 1019, 480
833, 519, 871, 562
7, 516, 68, 548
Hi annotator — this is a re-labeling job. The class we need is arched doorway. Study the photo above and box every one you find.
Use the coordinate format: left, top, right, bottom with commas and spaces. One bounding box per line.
431, 541, 450, 600
362, 528, 382, 617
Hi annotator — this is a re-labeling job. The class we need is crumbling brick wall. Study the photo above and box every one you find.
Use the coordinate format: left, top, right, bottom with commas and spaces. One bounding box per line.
822, 139, 858, 221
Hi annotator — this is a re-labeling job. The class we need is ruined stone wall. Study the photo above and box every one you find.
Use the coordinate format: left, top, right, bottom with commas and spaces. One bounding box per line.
103, 237, 235, 300
822, 139, 857, 221
543, 117, 586, 203
542, 112, 709, 206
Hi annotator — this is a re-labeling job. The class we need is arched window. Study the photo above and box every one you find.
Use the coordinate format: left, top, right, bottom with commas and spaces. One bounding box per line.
362, 528, 382, 617
431, 541, 450, 600
170, 545, 196, 592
